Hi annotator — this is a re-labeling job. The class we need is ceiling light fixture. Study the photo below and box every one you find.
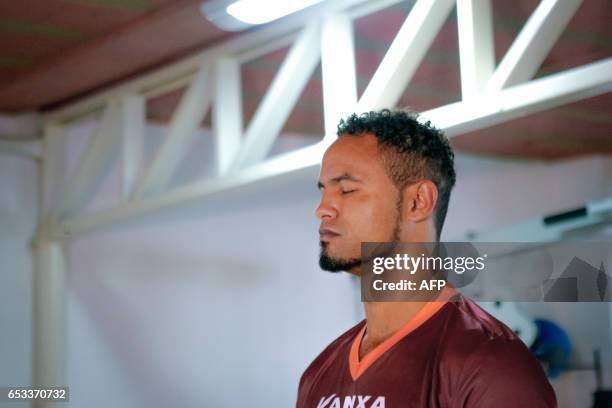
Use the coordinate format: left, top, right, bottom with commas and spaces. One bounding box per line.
202, 0, 327, 32
226, 0, 326, 25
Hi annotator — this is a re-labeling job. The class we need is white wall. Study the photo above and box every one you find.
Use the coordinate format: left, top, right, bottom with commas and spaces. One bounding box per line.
1, 121, 611, 407
64, 179, 360, 408
0, 151, 37, 404
444, 153, 612, 239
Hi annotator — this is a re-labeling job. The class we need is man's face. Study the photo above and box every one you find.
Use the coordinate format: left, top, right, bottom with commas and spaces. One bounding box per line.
317, 133, 402, 273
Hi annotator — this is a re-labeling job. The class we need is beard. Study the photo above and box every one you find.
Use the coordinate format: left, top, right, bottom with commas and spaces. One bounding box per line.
318, 242, 361, 272
319, 194, 403, 273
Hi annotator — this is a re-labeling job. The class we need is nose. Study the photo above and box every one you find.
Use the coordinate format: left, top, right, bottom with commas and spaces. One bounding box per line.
315, 193, 338, 220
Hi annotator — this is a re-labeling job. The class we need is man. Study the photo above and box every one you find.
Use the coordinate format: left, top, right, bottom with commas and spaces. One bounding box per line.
296, 110, 556, 407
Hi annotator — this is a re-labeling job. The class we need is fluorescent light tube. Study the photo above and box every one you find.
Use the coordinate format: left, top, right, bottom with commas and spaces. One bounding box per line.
226, 0, 326, 25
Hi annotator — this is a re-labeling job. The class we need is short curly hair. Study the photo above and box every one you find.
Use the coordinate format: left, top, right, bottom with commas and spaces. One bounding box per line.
336, 109, 456, 240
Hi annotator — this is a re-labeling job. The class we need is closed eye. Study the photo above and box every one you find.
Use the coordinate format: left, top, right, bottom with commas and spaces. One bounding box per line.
342, 189, 357, 195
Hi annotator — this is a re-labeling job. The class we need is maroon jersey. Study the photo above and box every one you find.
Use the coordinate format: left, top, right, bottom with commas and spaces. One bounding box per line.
297, 293, 556, 407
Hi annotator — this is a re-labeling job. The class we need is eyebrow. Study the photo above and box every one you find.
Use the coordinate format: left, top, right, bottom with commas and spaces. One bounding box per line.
317, 173, 362, 189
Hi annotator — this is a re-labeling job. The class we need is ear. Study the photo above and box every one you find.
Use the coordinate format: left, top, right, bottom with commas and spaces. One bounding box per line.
402, 180, 438, 222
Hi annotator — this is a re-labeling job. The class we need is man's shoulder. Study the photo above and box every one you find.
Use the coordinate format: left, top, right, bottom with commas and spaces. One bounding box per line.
436, 296, 556, 406
436, 295, 546, 379
439, 294, 524, 353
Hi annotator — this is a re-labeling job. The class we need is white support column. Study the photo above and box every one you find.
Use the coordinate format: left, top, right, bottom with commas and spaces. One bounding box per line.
213, 58, 243, 175
230, 21, 322, 171
457, 0, 495, 99
120, 95, 145, 200
357, 0, 456, 111
321, 13, 357, 140
32, 239, 66, 408
134, 65, 213, 198
422, 58, 612, 136
486, 0, 583, 91
56, 102, 121, 220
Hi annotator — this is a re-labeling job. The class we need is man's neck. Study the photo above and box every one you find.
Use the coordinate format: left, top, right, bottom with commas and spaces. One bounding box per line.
362, 301, 426, 345
359, 286, 455, 359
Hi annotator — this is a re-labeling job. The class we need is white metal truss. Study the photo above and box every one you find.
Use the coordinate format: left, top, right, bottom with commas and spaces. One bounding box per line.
23, 0, 612, 399
134, 65, 214, 198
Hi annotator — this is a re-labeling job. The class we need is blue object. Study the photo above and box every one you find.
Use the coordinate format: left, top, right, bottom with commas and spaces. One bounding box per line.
530, 318, 572, 379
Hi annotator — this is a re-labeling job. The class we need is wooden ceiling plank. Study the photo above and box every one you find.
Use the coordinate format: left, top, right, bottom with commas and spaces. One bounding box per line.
63, 0, 154, 12
0, 55, 34, 69
0, 0, 224, 112
0, 18, 88, 41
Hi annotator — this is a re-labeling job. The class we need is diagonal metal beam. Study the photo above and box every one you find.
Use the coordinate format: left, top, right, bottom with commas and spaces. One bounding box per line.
486, 0, 583, 91
133, 64, 213, 198
120, 94, 146, 200
357, 0, 456, 111
56, 102, 122, 220
321, 13, 357, 139
213, 58, 243, 176
230, 21, 322, 171
457, 0, 495, 99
